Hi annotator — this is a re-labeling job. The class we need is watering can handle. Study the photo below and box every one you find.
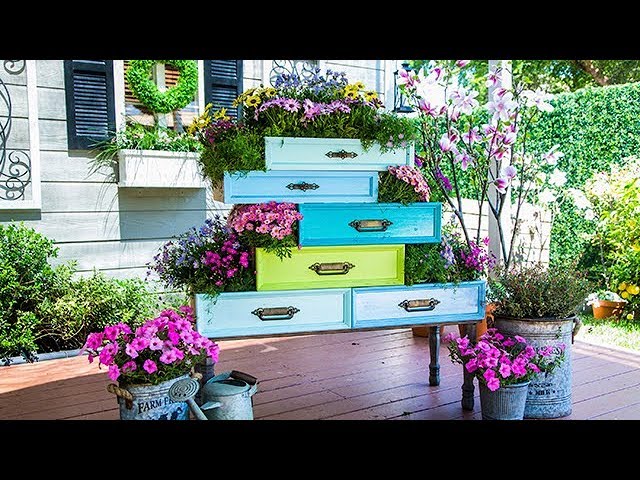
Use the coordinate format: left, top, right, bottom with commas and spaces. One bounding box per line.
572, 316, 582, 344
231, 370, 257, 386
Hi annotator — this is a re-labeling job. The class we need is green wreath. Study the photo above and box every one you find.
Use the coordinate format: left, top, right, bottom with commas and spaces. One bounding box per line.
126, 60, 198, 114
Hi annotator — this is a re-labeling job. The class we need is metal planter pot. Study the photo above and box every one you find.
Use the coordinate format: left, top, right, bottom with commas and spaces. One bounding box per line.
109, 374, 191, 420
494, 315, 580, 419
479, 381, 530, 420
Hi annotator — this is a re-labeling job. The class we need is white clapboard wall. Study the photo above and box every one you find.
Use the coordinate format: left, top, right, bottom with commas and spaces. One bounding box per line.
0, 60, 394, 279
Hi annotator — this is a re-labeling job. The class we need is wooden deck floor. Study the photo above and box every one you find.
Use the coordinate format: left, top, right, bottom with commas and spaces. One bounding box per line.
2, 326, 640, 420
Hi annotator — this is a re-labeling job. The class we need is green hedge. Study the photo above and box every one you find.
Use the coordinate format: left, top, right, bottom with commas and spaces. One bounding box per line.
527, 82, 640, 266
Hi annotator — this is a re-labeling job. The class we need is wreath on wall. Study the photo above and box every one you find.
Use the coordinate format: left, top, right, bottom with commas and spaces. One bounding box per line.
126, 60, 198, 114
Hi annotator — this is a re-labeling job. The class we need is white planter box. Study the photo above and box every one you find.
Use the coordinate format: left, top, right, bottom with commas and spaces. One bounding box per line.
117, 149, 206, 188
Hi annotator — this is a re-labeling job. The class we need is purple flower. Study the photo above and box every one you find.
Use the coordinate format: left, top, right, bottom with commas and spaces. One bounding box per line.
434, 168, 452, 191
282, 99, 301, 112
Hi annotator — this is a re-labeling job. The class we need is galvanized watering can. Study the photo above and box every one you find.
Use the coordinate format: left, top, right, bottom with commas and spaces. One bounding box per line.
200, 370, 259, 420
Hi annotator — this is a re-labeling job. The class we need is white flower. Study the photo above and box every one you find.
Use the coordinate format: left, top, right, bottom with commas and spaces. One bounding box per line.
584, 209, 596, 221
535, 172, 547, 183
548, 169, 567, 187
568, 188, 592, 210
538, 188, 556, 204
542, 145, 564, 165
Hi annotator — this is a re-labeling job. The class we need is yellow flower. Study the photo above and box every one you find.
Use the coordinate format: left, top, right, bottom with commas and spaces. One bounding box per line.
264, 87, 277, 98
364, 90, 378, 101
354, 81, 365, 91
619, 282, 628, 291
213, 108, 229, 120
344, 84, 359, 94
245, 95, 262, 107
628, 284, 640, 295
344, 90, 359, 100
621, 291, 630, 299
628, 313, 634, 320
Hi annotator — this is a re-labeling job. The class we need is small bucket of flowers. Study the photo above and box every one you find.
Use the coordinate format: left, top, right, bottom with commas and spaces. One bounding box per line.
82, 306, 219, 420
445, 328, 565, 420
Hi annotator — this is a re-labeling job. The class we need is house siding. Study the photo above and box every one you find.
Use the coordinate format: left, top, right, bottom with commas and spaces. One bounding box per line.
0, 60, 394, 279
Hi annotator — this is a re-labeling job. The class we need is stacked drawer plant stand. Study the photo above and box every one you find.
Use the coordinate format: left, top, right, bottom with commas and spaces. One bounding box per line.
194, 136, 486, 411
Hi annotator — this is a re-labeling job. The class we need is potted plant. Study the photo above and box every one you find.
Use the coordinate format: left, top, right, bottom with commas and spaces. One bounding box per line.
446, 327, 565, 420
95, 60, 205, 189
82, 306, 219, 420
488, 263, 591, 418
586, 290, 628, 320
190, 68, 418, 190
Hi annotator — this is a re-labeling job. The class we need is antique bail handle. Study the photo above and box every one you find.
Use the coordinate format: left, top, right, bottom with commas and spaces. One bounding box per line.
286, 182, 319, 192
308, 262, 355, 275
251, 306, 300, 321
349, 219, 393, 232
398, 298, 440, 312
325, 149, 358, 159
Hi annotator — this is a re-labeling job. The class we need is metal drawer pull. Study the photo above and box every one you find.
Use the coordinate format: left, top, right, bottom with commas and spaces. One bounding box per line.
308, 262, 355, 275
325, 149, 358, 159
398, 298, 440, 312
286, 182, 319, 192
251, 306, 300, 321
349, 219, 393, 232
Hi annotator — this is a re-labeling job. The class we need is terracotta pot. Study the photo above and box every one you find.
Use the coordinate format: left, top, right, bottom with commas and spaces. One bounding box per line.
592, 299, 627, 320
411, 325, 445, 337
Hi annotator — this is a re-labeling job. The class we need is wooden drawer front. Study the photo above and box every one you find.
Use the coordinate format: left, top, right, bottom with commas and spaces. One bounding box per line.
223, 171, 378, 204
299, 202, 441, 246
265, 136, 414, 171
194, 289, 351, 338
352, 280, 486, 329
256, 245, 405, 291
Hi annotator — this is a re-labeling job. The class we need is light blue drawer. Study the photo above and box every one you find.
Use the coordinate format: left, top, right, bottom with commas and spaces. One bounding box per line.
299, 202, 441, 246
194, 289, 352, 338
352, 280, 486, 329
223, 170, 378, 204
265, 136, 414, 171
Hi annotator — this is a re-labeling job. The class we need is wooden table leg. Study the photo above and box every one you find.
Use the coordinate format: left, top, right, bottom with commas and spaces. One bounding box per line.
461, 322, 476, 410
429, 325, 440, 386
194, 357, 216, 405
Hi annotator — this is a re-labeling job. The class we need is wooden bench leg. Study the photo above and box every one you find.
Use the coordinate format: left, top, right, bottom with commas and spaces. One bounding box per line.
428, 325, 440, 386
461, 322, 477, 411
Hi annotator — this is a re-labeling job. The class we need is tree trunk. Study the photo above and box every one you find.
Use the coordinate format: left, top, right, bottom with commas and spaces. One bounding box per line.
574, 60, 610, 86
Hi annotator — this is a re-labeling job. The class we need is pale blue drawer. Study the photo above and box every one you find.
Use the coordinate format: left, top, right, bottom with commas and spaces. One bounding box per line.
194, 289, 352, 338
265, 136, 414, 171
352, 280, 486, 329
223, 171, 378, 204
299, 202, 441, 246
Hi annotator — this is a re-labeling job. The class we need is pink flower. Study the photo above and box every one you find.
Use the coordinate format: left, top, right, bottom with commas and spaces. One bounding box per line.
494, 177, 509, 194
502, 165, 517, 180
87, 354, 95, 364
439, 134, 455, 152
487, 90, 517, 122
148, 337, 163, 351
515, 335, 527, 344
486, 377, 501, 391
503, 338, 516, 347
455, 152, 474, 171
418, 99, 441, 117
130, 337, 149, 351
160, 349, 179, 365
486, 68, 500, 88
456, 60, 470, 68
122, 361, 137, 373
143, 359, 157, 374
529, 363, 541, 373
483, 368, 496, 381
103, 325, 120, 341
396, 68, 415, 87
125, 343, 139, 359
465, 357, 479, 373
498, 362, 512, 378
108, 364, 121, 382
462, 127, 481, 145
85, 332, 104, 350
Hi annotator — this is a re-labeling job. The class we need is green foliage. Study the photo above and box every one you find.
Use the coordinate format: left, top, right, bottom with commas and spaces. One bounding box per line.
378, 171, 423, 205
93, 122, 201, 169
405, 243, 448, 285
526, 82, 640, 266
0, 223, 173, 361
489, 263, 592, 319
126, 60, 198, 114
576, 313, 640, 351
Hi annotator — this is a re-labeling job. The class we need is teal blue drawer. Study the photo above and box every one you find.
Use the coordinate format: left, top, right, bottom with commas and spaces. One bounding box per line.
299, 202, 441, 246
223, 170, 378, 204
352, 280, 486, 329
194, 289, 352, 338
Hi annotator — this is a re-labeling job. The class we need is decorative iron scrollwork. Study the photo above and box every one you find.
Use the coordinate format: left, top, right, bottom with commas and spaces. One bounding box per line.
269, 60, 318, 87
1, 63, 32, 202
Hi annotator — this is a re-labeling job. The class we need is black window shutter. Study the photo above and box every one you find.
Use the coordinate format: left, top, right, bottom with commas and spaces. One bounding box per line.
203, 60, 243, 118
64, 60, 116, 150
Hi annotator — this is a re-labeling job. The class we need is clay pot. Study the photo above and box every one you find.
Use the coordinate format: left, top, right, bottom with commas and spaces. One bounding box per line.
592, 299, 627, 320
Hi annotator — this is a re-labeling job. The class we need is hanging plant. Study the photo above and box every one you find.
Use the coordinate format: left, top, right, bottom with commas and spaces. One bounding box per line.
126, 60, 198, 114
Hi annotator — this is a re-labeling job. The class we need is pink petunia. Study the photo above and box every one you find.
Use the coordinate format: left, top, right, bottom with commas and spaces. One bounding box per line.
465, 357, 478, 373
108, 364, 121, 382
122, 361, 137, 373
148, 337, 163, 351
143, 359, 157, 374
85, 332, 104, 350
103, 325, 120, 341
515, 335, 527, 344
125, 343, 139, 359
486, 377, 501, 391
498, 362, 512, 378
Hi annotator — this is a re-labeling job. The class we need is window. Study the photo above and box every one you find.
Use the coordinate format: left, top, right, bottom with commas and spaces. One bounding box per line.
123, 61, 199, 131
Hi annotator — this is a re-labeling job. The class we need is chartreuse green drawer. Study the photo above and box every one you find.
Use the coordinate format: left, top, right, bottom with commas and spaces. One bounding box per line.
194, 289, 352, 338
256, 245, 405, 291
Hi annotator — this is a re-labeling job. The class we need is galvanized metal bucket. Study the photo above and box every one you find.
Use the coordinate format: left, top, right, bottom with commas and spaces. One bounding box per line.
494, 315, 580, 419
479, 381, 530, 420
109, 374, 190, 421
201, 370, 258, 420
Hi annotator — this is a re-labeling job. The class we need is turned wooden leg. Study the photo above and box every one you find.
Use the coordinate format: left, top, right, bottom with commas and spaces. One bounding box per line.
194, 357, 216, 405
461, 322, 477, 411
429, 325, 441, 386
